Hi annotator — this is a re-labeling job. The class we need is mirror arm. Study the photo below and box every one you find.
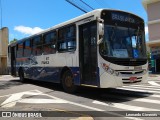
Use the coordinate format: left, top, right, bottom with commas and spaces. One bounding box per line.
97, 17, 104, 45
97, 37, 103, 45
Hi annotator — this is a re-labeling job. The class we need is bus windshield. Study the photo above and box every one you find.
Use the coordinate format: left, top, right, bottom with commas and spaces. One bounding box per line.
100, 25, 146, 59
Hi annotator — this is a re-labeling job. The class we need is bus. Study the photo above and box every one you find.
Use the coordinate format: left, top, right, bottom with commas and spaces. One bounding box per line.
8, 9, 148, 93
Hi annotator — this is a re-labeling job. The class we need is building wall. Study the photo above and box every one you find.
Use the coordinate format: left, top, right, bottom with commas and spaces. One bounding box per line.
143, 0, 160, 72
146, 1, 160, 43
148, 23, 160, 41
147, 1, 160, 21
0, 27, 9, 75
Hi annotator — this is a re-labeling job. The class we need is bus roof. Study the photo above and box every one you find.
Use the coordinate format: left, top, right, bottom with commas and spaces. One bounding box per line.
9, 9, 143, 47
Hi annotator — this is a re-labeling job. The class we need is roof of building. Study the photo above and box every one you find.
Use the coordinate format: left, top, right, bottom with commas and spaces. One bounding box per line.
142, 0, 160, 9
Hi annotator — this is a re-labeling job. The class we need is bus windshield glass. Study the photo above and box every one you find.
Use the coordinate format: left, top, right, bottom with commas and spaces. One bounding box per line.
100, 25, 146, 59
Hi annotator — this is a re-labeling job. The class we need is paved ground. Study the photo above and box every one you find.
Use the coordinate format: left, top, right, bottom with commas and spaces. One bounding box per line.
0, 74, 160, 120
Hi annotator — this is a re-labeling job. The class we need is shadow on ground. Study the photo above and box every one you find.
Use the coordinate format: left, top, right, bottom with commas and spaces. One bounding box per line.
26, 79, 153, 104
0, 79, 23, 90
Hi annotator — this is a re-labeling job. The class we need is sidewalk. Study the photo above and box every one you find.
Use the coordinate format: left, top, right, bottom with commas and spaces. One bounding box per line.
0, 75, 14, 79
149, 72, 160, 77
148, 72, 160, 82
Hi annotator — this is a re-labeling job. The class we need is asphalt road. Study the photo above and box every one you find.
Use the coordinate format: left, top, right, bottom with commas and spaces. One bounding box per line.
0, 75, 160, 120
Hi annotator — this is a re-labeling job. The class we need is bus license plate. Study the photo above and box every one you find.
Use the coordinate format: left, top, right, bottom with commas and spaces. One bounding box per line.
134, 66, 142, 70
129, 77, 137, 82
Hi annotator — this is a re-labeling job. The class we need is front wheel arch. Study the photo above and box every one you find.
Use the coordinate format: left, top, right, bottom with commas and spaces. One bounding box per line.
61, 69, 77, 93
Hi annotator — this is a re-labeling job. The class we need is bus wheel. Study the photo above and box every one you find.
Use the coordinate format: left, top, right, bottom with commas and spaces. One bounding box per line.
19, 70, 26, 83
62, 70, 77, 93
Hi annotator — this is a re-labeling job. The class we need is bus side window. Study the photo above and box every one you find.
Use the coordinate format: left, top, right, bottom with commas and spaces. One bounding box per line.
24, 39, 32, 57
32, 36, 43, 56
58, 25, 76, 52
43, 31, 57, 55
16, 42, 23, 58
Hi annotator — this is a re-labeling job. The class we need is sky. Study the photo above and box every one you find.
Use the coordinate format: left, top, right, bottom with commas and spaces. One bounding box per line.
1, 0, 148, 42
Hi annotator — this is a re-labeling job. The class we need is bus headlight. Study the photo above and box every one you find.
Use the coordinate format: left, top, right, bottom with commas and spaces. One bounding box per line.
102, 63, 109, 71
101, 63, 119, 76
108, 68, 114, 74
114, 71, 119, 76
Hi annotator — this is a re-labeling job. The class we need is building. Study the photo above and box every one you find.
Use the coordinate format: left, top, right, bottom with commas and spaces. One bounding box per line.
0, 27, 9, 75
142, 0, 160, 73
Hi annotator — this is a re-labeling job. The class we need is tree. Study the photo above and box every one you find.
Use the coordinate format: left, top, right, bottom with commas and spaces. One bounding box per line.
147, 51, 151, 62
10, 38, 18, 44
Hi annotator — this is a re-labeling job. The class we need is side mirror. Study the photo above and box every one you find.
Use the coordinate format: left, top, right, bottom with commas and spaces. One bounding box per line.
98, 22, 104, 36
97, 18, 104, 45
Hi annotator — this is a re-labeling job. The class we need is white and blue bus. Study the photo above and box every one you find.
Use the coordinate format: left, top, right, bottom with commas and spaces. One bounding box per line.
8, 9, 148, 93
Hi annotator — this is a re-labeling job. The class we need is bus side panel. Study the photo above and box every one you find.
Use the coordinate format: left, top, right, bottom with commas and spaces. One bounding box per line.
26, 67, 60, 83
70, 67, 80, 85
19, 52, 81, 85
23, 66, 81, 84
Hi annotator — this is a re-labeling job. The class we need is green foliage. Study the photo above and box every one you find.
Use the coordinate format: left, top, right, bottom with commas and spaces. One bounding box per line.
147, 51, 151, 62
10, 38, 18, 44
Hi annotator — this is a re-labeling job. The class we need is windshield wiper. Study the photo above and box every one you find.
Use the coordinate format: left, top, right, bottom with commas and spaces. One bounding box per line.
110, 23, 118, 44
135, 27, 140, 44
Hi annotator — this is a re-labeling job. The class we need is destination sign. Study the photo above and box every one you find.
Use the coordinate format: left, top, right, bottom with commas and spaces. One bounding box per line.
111, 13, 135, 23
101, 10, 144, 30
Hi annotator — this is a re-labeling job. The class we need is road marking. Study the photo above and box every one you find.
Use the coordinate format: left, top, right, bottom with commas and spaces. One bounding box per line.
148, 81, 160, 86
133, 98, 160, 104
113, 91, 160, 98
123, 85, 160, 91
39, 92, 104, 111
117, 87, 160, 94
70, 117, 93, 120
148, 80, 160, 82
0, 89, 144, 120
0, 90, 67, 108
19, 99, 68, 104
0, 89, 104, 110
102, 93, 160, 105
36, 90, 143, 120
93, 100, 160, 111
0, 89, 42, 98
126, 84, 160, 89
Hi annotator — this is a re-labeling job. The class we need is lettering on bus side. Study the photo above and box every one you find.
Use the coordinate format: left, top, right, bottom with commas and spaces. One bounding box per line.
41, 57, 50, 64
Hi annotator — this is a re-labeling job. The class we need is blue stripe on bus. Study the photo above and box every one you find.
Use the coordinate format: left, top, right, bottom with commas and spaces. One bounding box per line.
23, 67, 81, 84
70, 67, 81, 85
10, 66, 100, 86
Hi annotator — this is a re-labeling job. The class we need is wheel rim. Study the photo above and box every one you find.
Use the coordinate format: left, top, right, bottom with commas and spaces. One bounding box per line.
65, 76, 73, 87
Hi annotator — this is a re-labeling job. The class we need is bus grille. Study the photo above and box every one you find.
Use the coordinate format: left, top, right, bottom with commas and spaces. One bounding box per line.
122, 77, 142, 84
120, 71, 144, 75
114, 60, 147, 66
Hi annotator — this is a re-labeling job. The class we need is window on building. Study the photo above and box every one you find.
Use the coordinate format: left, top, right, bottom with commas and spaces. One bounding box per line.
58, 25, 76, 52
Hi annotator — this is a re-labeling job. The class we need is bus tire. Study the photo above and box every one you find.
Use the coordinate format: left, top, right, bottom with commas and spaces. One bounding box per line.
62, 70, 77, 93
19, 70, 26, 83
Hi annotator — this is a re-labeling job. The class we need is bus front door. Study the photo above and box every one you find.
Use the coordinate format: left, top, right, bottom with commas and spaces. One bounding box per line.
79, 22, 98, 86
